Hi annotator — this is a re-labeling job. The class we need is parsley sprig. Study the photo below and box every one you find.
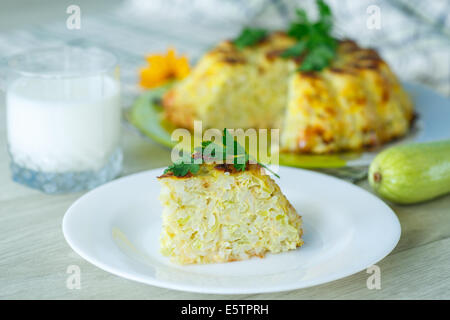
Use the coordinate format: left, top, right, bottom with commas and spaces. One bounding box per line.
232, 1, 336, 71
164, 129, 279, 178
163, 158, 199, 177
282, 0, 337, 72
197, 129, 250, 172
233, 28, 268, 49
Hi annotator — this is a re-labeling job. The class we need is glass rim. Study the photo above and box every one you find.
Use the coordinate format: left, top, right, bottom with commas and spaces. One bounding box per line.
5, 46, 118, 79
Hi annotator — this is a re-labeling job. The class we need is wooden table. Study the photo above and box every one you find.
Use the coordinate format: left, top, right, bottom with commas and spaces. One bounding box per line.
0, 92, 449, 300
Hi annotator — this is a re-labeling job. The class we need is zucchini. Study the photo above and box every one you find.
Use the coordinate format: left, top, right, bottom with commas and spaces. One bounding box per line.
368, 140, 450, 204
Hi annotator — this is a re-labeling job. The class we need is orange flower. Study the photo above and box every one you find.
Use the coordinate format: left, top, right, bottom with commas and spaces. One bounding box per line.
139, 48, 190, 88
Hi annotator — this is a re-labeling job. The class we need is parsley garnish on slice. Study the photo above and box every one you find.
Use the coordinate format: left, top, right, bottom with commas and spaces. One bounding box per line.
282, 0, 337, 72
222, 129, 280, 178
165, 129, 279, 178
222, 129, 250, 172
163, 158, 200, 177
233, 28, 268, 49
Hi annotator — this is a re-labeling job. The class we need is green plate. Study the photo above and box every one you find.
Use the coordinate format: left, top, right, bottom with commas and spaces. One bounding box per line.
127, 86, 360, 169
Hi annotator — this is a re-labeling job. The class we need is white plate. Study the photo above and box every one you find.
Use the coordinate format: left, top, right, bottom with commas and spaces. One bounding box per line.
63, 166, 400, 294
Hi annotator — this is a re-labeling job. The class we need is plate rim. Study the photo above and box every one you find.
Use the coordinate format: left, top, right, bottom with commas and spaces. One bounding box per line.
62, 166, 401, 294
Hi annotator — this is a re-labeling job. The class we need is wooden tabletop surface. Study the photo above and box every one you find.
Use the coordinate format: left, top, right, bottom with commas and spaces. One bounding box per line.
0, 91, 449, 300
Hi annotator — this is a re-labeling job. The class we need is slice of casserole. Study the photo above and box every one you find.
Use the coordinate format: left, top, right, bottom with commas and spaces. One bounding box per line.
158, 163, 303, 264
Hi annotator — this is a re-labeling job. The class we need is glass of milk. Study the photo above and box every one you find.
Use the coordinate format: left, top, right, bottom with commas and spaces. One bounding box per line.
5, 47, 122, 193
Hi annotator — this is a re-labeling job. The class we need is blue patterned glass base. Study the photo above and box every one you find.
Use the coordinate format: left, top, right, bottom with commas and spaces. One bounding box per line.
10, 149, 123, 194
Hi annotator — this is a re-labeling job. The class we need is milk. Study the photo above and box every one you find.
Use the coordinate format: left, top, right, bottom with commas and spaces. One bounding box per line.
7, 75, 121, 173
